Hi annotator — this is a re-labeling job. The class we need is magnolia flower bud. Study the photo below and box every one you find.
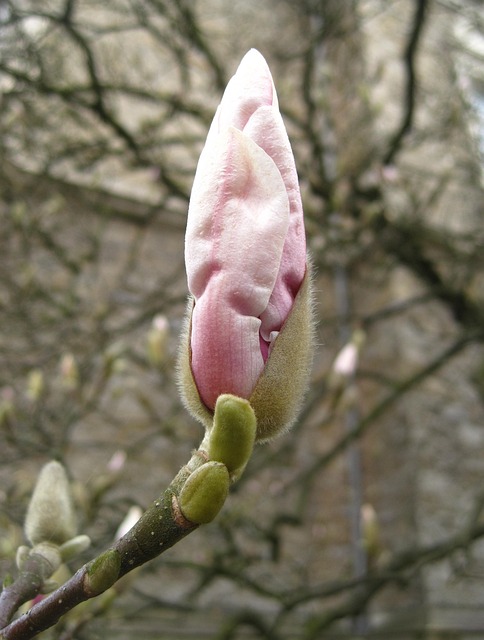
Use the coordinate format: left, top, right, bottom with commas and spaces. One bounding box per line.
24, 461, 77, 546
147, 315, 170, 368
332, 330, 365, 379
26, 369, 45, 402
59, 353, 79, 390
178, 49, 313, 442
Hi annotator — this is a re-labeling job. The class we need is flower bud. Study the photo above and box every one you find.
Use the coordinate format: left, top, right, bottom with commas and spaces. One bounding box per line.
147, 315, 170, 368
59, 534, 91, 561
24, 461, 77, 546
115, 506, 143, 540
178, 49, 313, 441
26, 369, 44, 402
59, 353, 79, 390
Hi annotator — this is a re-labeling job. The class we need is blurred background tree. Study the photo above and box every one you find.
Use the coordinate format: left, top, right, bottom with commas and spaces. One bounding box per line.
1, 0, 484, 638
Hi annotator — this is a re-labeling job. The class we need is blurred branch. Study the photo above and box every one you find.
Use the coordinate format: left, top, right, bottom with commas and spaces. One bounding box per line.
0, 448, 208, 639
296, 329, 483, 493
384, 0, 429, 164
374, 212, 484, 329
303, 491, 484, 638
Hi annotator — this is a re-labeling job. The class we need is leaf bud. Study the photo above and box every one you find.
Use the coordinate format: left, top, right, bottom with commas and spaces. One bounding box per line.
178, 462, 230, 524
208, 394, 256, 479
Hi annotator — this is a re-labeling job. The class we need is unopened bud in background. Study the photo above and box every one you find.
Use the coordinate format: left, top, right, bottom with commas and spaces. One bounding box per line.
332, 329, 365, 380
0, 386, 15, 428
360, 503, 382, 566
24, 461, 77, 546
147, 315, 170, 368
26, 369, 45, 402
107, 450, 127, 474
115, 505, 143, 540
59, 353, 79, 390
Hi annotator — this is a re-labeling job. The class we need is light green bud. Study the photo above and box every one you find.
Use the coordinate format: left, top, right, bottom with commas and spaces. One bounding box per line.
178, 462, 230, 524
25, 461, 77, 546
85, 550, 121, 596
147, 315, 170, 368
208, 395, 256, 479
15, 545, 30, 570
3, 573, 14, 588
60, 534, 91, 561
26, 369, 44, 402
59, 353, 79, 390
31, 542, 63, 574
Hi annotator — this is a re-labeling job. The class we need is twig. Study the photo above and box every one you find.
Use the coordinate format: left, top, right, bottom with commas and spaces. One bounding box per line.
384, 0, 429, 164
304, 495, 484, 638
0, 449, 208, 640
295, 330, 482, 492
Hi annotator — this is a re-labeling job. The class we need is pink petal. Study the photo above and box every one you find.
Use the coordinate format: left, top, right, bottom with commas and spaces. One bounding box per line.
186, 127, 290, 408
243, 106, 306, 342
205, 49, 277, 147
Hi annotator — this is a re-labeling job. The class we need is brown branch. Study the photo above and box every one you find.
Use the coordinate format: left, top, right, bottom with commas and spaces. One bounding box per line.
303, 493, 484, 638
0, 552, 58, 629
374, 214, 484, 329
295, 330, 483, 493
384, 0, 429, 164
0, 449, 212, 640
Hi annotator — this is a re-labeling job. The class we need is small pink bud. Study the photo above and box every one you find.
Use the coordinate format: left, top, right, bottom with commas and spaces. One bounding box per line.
332, 330, 365, 378
59, 353, 79, 390
147, 314, 170, 367
179, 50, 313, 441
107, 450, 127, 473
333, 343, 358, 378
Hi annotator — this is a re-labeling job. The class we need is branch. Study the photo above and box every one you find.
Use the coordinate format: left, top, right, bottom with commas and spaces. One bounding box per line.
375, 214, 484, 329
304, 492, 484, 638
384, 0, 429, 164
0, 551, 58, 629
0, 449, 205, 640
0, 395, 257, 640
294, 330, 483, 493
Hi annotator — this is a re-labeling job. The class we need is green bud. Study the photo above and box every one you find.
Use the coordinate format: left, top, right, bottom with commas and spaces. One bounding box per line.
41, 579, 60, 594
3, 573, 14, 588
60, 534, 91, 561
85, 550, 121, 596
31, 542, 63, 574
26, 369, 44, 402
208, 395, 256, 479
25, 461, 77, 546
59, 353, 79, 390
16, 545, 30, 570
178, 462, 229, 524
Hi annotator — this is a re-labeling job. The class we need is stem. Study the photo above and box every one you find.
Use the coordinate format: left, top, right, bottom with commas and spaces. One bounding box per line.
0, 551, 58, 629
0, 449, 209, 640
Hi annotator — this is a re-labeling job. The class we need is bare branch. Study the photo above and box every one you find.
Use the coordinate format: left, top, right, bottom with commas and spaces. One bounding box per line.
384, 0, 430, 164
